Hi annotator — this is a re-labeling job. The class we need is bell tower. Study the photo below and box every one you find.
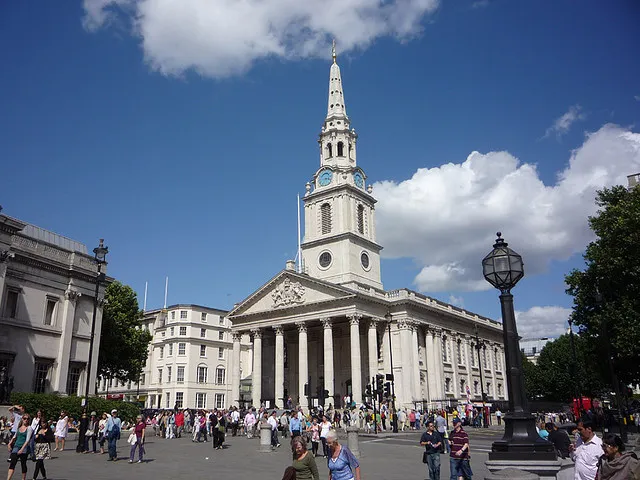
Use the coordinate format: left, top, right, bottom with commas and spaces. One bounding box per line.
301, 41, 383, 290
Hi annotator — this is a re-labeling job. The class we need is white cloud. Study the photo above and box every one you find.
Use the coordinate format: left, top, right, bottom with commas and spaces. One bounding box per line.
82, 0, 439, 78
543, 104, 587, 139
515, 306, 571, 339
374, 124, 640, 292
448, 294, 465, 308
471, 0, 490, 8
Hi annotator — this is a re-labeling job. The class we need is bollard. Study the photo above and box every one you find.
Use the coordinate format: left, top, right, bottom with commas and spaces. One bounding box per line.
346, 426, 361, 458
259, 424, 273, 453
485, 467, 539, 480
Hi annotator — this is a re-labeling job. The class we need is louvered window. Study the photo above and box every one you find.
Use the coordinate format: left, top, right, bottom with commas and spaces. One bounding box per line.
357, 205, 365, 234
337, 141, 344, 156
321, 203, 332, 234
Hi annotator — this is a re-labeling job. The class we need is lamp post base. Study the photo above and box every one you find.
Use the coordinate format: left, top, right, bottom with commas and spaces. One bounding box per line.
489, 411, 557, 461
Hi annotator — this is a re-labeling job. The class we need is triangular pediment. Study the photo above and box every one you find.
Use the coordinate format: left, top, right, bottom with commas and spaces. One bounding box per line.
228, 270, 356, 319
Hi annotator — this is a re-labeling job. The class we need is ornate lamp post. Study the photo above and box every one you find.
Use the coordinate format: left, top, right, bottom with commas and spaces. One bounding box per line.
473, 324, 488, 428
482, 232, 555, 460
77, 239, 108, 452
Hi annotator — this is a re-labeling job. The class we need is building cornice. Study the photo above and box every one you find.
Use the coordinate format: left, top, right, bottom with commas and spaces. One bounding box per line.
301, 231, 383, 252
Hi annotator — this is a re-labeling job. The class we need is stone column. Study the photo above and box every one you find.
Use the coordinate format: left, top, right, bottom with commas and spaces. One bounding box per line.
321, 318, 334, 402
348, 314, 363, 405
398, 320, 414, 403
231, 332, 242, 407
273, 325, 285, 407
450, 333, 459, 402
367, 319, 378, 381
489, 344, 498, 399
52, 288, 81, 393
425, 329, 436, 405
297, 322, 309, 411
252, 329, 262, 408
433, 328, 445, 402
411, 325, 421, 402
0, 251, 12, 318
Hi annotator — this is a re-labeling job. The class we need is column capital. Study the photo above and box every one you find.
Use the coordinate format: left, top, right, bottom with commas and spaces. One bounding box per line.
368, 318, 379, 329
251, 328, 262, 339
273, 325, 284, 336
431, 326, 443, 337
0, 250, 14, 263
296, 321, 307, 333
398, 319, 413, 330
231, 331, 242, 342
347, 314, 362, 326
320, 317, 332, 329
65, 288, 82, 303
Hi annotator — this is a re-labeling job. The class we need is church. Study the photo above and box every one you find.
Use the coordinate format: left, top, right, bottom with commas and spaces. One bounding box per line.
227, 45, 507, 412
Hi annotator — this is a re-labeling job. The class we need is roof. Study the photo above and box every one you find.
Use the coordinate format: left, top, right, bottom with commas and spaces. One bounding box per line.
21, 222, 88, 254
144, 304, 229, 315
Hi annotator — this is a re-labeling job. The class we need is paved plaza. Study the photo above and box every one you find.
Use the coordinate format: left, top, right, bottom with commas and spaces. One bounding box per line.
15, 427, 506, 480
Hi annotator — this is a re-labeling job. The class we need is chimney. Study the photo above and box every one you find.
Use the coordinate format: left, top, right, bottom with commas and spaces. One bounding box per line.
285, 260, 296, 271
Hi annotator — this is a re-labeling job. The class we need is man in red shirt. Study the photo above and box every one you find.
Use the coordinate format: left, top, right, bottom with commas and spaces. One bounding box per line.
175, 411, 184, 438
448, 418, 472, 480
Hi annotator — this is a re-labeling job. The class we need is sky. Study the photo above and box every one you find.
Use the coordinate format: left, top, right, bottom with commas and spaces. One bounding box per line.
2, 0, 640, 339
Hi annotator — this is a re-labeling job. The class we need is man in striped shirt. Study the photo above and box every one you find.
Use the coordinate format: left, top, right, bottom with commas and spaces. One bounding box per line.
448, 418, 472, 480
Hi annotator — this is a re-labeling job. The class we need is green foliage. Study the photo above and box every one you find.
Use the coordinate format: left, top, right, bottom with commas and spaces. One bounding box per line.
98, 281, 152, 383
565, 185, 640, 386
10, 392, 140, 423
522, 353, 544, 400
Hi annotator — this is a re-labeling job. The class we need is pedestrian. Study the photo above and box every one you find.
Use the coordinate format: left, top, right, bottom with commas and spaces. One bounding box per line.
128, 415, 145, 463
33, 417, 54, 480
596, 434, 639, 480
325, 430, 361, 480
571, 419, 602, 480
7, 412, 32, 480
98, 413, 108, 454
435, 411, 449, 454
231, 407, 240, 437
546, 422, 570, 459
268, 411, 281, 449
307, 417, 320, 457
448, 418, 472, 480
53, 411, 69, 452
290, 412, 302, 438
282, 466, 297, 480
496, 409, 502, 426
105, 409, 121, 461
291, 436, 319, 480
84, 412, 98, 453
244, 409, 256, 438
421, 421, 443, 480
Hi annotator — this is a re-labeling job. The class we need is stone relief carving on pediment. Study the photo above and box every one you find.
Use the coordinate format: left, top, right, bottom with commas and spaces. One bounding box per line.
271, 277, 306, 308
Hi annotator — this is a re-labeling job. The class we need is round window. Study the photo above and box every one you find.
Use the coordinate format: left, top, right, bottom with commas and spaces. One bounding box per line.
361, 252, 370, 269
319, 252, 332, 268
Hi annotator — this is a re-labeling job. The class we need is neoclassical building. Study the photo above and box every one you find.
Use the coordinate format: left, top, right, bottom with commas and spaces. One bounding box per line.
0, 213, 107, 396
228, 46, 507, 411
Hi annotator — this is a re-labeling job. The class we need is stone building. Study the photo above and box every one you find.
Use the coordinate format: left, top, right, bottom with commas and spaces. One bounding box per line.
97, 304, 252, 410
227, 46, 508, 411
0, 213, 107, 396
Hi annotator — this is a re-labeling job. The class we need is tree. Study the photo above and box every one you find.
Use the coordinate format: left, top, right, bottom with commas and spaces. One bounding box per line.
98, 281, 152, 383
565, 185, 640, 387
522, 353, 544, 400
535, 334, 605, 402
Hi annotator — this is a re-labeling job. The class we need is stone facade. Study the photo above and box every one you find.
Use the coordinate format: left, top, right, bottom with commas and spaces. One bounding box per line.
227, 47, 508, 411
97, 304, 252, 410
0, 214, 107, 397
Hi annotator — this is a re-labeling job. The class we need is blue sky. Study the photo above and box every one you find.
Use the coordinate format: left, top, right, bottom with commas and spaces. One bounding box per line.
2, 0, 639, 338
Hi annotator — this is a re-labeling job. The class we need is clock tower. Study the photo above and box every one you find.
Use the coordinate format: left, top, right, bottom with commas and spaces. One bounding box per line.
301, 42, 383, 290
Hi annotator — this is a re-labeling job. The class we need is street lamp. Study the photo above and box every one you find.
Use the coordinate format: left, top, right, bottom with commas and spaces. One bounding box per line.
482, 232, 555, 460
385, 311, 399, 433
77, 239, 108, 452
473, 324, 488, 428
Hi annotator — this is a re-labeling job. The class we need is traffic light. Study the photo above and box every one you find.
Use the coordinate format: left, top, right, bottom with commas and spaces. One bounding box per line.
383, 382, 391, 398
323, 389, 330, 399
365, 383, 372, 398
375, 374, 384, 393
304, 383, 309, 396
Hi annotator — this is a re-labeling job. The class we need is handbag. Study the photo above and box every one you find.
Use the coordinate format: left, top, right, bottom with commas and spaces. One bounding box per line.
422, 451, 429, 464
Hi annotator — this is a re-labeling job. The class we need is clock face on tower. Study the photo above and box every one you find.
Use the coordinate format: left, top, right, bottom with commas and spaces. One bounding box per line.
318, 169, 333, 186
354, 171, 364, 188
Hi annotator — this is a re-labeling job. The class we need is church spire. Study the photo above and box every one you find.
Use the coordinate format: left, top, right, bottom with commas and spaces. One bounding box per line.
326, 40, 347, 121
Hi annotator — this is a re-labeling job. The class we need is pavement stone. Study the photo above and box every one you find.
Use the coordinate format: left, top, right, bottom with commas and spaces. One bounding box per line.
9, 428, 503, 480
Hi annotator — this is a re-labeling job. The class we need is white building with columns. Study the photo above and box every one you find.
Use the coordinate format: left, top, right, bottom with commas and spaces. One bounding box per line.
227, 46, 508, 411
0, 213, 107, 396
97, 304, 252, 410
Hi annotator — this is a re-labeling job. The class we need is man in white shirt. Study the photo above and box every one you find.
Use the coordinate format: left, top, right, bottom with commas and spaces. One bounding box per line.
230, 408, 240, 436
267, 411, 280, 448
570, 419, 602, 480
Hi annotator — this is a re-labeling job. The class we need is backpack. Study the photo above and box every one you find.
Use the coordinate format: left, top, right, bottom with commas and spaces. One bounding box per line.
110, 421, 120, 440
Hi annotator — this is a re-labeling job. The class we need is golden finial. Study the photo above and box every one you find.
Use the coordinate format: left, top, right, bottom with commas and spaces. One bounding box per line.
332, 39, 337, 63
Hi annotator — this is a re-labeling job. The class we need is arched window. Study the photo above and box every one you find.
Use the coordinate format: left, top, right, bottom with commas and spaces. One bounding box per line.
460, 379, 466, 394
348, 143, 352, 158
327, 143, 333, 158
216, 366, 225, 385
337, 141, 344, 157
321, 203, 332, 234
357, 205, 365, 234
197, 364, 207, 384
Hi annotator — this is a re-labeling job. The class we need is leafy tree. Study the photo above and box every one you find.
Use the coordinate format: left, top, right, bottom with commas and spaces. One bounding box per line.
98, 281, 151, 384
565, 185, 640, 387
535, 334, 605, 402
522, 353, 545, 400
